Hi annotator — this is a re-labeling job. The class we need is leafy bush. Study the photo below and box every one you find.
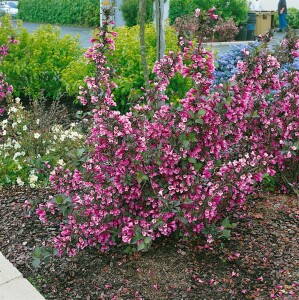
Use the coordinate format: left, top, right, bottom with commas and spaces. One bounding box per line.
62, 23, 184, 113
0, 17, 84, 103
0, 97, 85, 186
18, 0, 99, 27
214, 18, 239, 42
169, 0, 249, 25
287, 8, 299, 29
35, 11, 299, 258
174, 13, 238, 42
121, 0, 154, 27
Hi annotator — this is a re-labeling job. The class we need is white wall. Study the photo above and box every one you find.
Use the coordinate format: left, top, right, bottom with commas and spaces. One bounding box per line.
261, 0, 299, 10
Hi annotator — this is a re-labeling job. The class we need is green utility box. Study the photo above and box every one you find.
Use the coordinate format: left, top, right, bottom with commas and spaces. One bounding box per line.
254, 11, 275, 36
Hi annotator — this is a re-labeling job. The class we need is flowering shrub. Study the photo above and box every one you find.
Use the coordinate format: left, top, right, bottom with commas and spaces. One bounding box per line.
0, 98, 84, 186
174, 12, 239, 43
214, 43, 258, 84
214, 18, 239, 42
0, 20, 15, 116
36, 8, 299, 258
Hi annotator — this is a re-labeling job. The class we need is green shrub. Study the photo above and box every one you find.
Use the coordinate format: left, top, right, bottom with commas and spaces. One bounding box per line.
0, 97, 84, 186
121, 0, 154, 27
0, 17, 84, 102
168, 0, 198, 24
18, 0, 99, 27
169, 0, 249, 25
287, 8, 299, 29
62, 24, 190, 113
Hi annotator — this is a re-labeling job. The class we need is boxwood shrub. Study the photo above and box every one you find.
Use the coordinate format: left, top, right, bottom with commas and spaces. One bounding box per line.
18, 0, 100, 27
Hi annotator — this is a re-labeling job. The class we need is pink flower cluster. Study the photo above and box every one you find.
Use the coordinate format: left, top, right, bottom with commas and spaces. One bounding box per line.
0, 43, 13, 116
37, 10, 299, 257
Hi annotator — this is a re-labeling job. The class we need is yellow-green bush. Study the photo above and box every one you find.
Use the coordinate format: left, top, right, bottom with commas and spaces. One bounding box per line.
0, 17, 84, 102
62, 24, 191, 112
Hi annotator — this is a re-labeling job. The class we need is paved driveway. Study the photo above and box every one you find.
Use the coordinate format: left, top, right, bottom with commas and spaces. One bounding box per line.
12, 21, 288, 53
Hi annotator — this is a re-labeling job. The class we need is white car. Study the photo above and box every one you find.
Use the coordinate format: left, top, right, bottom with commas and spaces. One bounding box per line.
0, 1, 18, 17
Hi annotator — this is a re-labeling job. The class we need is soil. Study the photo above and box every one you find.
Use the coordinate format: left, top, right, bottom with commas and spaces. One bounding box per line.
0, 186, 298, 300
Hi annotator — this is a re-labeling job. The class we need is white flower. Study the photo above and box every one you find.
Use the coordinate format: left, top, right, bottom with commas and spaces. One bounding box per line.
60, 134, 66, 141
34, 132, 41, 139
12, 122, 17, 128
15, 97, 21, 103
23, 125, 28, 131
2, 130, 6, 135
29, 173, 38, 184
29, 183, 36, 188
16, 177, 24, 186
9, 107, 17, 113
13, 152, 21, 161
57, 159, 65, 166
14, 142, 21, 149
17, 164, 22, 170
36, 119, 40, 125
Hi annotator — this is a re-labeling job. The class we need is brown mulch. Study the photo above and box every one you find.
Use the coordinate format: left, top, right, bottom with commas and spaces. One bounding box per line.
0, 186, 298, 300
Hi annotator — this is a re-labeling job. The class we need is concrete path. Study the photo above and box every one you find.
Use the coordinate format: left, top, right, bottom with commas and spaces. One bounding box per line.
0, 252, 45, 300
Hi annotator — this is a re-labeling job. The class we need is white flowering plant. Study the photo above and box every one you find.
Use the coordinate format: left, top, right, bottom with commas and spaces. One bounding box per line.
0, 97, 85, 187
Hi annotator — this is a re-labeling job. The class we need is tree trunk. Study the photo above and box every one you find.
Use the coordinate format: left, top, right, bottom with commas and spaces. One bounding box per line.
139, 0, 150, 89
155, 0, 165, 61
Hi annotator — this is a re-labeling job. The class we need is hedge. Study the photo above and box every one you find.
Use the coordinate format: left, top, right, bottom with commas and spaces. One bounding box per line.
18, 0, 100, 27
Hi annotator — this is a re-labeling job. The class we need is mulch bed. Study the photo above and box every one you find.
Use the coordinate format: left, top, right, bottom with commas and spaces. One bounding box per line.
0, 186, 298, 299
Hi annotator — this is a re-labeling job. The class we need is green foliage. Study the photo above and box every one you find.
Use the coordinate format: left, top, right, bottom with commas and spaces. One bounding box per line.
0, 15, 17, 45
0, 98, 84, 187
202, 217, 237, 243
0, 17, 84, 102
287, 8, 299, 29
121, 0, 154, 27
169, 0, 249, 25
169, 0, 198, 24
62, 24, 189, 113
111, 24, 187, 112
18, 0, 100, 27
32, 246, 58, 268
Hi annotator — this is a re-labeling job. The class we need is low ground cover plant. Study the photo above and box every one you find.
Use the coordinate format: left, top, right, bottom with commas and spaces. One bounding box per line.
26, 8, 299, 260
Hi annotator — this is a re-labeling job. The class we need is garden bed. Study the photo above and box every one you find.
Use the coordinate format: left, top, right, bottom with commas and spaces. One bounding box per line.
0, 186, 298, 299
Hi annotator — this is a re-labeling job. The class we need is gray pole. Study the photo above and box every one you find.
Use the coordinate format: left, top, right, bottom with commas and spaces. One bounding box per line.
155, 0, 165, 61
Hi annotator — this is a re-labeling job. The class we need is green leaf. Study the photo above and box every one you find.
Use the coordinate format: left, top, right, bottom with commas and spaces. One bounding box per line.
137, 242, 145, 251
32, 258, 41, 269
136, 172, 149, 184
222, 229, 231, 239
195, 118, 204, 124
194, 162, 203, 171
197, 109, 206, 117
188, 157, 197, 164
144, 237, 152, 244
188, 132, 198, 142
221, 217, 230, 228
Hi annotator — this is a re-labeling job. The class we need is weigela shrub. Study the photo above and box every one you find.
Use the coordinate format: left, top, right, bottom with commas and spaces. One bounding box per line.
174, 12, 239, 43
0, 19, 15, 116
214, 18, 239, 42
37, 9, 299, 257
